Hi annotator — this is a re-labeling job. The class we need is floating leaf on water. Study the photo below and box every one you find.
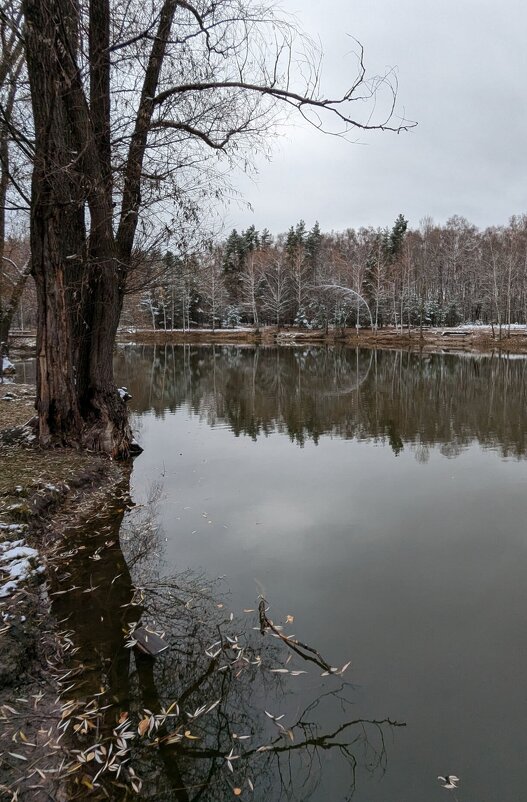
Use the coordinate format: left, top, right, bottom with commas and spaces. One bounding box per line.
233, 788, 242, 796
264, 711, 284, 721
184, 730, 200, 740
285, 615, 294, 624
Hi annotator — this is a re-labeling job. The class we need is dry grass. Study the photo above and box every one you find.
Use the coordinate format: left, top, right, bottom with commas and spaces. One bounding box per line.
0, 383, 36, 428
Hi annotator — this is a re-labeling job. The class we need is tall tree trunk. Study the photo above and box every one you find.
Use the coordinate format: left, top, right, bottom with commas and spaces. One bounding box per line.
24, 0, 131, 455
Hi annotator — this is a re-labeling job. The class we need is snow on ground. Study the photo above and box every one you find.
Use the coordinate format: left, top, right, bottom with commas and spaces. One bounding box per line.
2, 356, 15, 374
118, 327, 256, 334
0, 538, 43, 599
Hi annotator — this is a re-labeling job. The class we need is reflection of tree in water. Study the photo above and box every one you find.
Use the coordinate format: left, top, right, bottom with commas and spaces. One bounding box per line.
51, 488, 403, 801
115, 344, 527, 457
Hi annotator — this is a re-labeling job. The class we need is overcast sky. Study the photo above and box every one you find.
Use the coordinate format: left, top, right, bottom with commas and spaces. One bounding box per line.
225, 0, 527, 236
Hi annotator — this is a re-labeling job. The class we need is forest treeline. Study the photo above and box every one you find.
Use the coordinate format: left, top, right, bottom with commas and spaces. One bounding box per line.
128, 213, 527, 332
6, 213, 527, 335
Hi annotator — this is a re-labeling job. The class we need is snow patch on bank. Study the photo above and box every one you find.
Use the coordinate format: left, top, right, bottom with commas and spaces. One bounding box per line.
1, 356, 15, 374
0, 538, 43, 598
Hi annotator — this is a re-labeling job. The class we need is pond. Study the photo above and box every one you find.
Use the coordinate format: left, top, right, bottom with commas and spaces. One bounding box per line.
111, 345, 527, 801
19, 345, 527, 800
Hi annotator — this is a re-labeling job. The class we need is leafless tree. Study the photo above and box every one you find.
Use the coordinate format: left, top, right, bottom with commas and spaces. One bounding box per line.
19, 0, 412, 455
0, 1, 30, 350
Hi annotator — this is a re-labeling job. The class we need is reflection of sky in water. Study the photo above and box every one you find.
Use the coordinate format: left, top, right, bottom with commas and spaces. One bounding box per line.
124, 349, 527, 802
14, 346, 527, 797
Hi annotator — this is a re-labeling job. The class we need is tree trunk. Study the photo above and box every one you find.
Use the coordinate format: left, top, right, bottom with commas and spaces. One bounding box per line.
0, 260, 32, 353
24, 0, 132, 457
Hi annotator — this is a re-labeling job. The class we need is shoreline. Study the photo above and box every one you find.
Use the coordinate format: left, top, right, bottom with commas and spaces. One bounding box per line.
0, 382, 128, 800
114, 325, 527, 354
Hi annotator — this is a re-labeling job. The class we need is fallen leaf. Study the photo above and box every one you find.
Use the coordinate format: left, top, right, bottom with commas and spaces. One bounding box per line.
138, 718, 150, 736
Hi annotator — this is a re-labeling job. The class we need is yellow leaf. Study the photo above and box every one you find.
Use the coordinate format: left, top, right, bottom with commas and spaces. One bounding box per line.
138, 718, 150, 736
184, 730, 200, 740
81, 776, 94, 790
164, 732, 183, 745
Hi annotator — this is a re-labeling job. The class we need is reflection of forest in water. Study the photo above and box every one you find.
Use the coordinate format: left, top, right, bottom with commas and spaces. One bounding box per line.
115, 345, 527, 459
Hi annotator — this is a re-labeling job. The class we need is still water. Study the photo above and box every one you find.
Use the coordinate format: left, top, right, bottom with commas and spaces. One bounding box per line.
16, 345, 527, 799
111, 345, 527, 801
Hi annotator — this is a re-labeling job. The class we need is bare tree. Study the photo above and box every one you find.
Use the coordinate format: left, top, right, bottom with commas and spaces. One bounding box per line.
240, 249, 264, 329
20, 0, 412, 455
198, 245, 227, 329
260, 251, 290, 328
0, 1, 30, 351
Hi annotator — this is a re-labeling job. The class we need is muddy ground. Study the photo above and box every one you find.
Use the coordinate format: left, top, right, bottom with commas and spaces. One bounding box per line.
0, 382, 127, 801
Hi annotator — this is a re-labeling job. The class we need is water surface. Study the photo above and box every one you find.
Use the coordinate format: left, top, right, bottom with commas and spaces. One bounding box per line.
110, 345, 527, 801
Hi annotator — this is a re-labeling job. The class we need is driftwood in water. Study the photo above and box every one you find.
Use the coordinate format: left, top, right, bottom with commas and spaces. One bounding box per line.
258, 597, 333, 673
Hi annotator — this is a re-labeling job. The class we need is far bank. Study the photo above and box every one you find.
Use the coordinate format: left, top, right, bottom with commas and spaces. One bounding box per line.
114, 324, 527, 354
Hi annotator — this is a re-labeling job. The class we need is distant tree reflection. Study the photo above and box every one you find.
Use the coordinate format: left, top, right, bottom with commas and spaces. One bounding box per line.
114, 344, 527, 458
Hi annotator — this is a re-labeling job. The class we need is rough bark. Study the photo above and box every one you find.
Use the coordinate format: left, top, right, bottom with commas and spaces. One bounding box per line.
24, 0, 131, 455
